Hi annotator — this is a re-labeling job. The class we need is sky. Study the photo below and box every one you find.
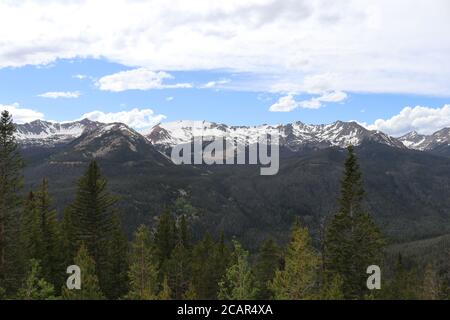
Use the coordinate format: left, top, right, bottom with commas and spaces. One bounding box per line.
1, 0, 450, 137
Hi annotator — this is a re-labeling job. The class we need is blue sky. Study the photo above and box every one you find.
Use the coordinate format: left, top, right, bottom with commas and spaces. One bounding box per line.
1, 1, 450, 136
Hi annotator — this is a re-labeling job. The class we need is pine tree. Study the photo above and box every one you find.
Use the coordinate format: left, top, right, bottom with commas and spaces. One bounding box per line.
270, 222, 319, 300
69, 160, 117, 295
320, 274, 344, 300
382, 254, 419, 300
191, 233, 227, 299
154, 209, 176, 270
62, 244, 105, 300
126, 225, 158, 300
218, 240, 257, 300
35, 178, 63, 289
182, 282, 198, 300
17, 259, 56, 300
20, 192, 42, 264
158, 275, 172, 300
165, 214, 192, 299
104, 214, 129, 299
0, 110, 24, 292
254, 237, 280, 299
323, 145, 384, 299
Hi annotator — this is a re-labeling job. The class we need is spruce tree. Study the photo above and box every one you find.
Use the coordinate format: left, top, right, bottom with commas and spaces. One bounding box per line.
62, 244, 105, 300
35, 178, 63, 289
270, 222, 319, 300
20, 192, 42, 264
154, 209, 176, 270
0, 110, 24, 292
323, 145, 384, 299
126, 225, 158, 300
218, 240, 257, 300
254, 237, 281, 299
17, 259, 56, 300
104, 214, 129, 299
69, 160, 116, 295
158, 275, 172, 300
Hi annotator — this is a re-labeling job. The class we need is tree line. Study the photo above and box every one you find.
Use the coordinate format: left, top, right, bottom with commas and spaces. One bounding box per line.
0, 110, 448, 300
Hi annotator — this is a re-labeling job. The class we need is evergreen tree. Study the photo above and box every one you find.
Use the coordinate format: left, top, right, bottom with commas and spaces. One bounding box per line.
69, 160, 117, 295
182, 282, 198, 300
17, 259, 56, 300
191, 233, 228, 299
323, 145, 384, 299
154, 209, 176, 270
20, 192, 41, 264
61, 207, 77, 269
126, 225, 158, 300
104, 214, 129, 299
382, 254, 419, 300
320, 274, 344, 300
0, 110, 24, 292
158, 275, 172, 300
62, 244, 105, 300
254, 237, 280, 299
218, 240, 257, 300
35, 178, 63, 288
270, 222, 319, 300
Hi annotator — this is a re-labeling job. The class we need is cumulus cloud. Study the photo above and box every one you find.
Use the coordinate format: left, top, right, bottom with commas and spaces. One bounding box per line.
367, 105, 450, 136
0, 103, 44, 123
38, 91, 81, 98
270, 91, 347, 112
80, 108, 166, 129
96, 68, 192, 92
1, 1, 450, 95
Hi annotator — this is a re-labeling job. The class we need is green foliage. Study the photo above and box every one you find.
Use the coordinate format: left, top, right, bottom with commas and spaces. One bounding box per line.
218, 240, 257, 300
320, 274, 344, 300
104, 214, 129, 299
254, 237, 280, 299
126, 225, 158, 300
421, 263, 442, 300
270, 222, 319, 300
69, 160, 117, 296
155, 209, 176, 269
158, 275, 172, 300
17, 259, 56, 300
0, 110, 24, 292
324, 146, 384, 299
63, 244, 105, 300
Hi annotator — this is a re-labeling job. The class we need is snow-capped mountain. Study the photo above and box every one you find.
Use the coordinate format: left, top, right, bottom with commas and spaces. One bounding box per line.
15, 119, 101, 147
399, 128, 450, 151
144, 120, 406, 151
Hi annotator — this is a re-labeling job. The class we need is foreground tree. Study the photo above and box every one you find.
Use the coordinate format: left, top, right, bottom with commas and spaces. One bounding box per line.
0, 110, 24, 293
270, 222, 319, 300
254, 237, 281, 299
17, 259, 56, 300
126, 225, 158, 300
324, 146, 384, 299
218, 240, 257, 300
69, 160, 117, 296
62, 244, 104, 300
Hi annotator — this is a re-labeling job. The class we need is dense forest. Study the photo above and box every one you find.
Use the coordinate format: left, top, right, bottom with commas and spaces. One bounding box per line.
0, 110, 448, 300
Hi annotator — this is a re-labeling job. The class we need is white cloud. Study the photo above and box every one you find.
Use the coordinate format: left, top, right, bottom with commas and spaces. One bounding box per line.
202, 79, 230, 89
367, 105, 450, 136
1, 1, 450, 96
73, 74, 87, 80
0, 103, 44, 123
270, 90, 347, 112
38, 91, 81, 98
81, 108, 166, 129
269, 95, 298, 112
166, 96, 174, 101
96, 68, 192, 92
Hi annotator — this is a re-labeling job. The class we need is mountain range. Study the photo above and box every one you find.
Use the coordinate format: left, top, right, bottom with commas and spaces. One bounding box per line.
14, 118, 450, 248
16, 118, 450, 155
